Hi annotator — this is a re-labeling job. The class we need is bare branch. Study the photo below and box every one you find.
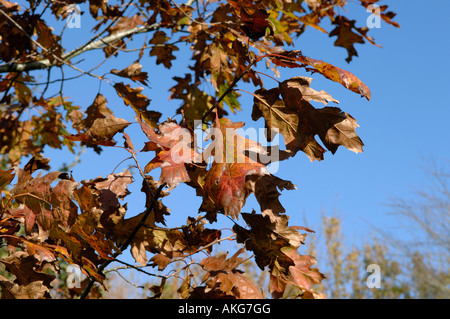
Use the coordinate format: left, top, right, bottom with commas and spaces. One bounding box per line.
0, 22, 162, 74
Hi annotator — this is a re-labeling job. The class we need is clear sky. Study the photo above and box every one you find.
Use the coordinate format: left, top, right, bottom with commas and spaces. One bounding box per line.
36, 0, 450, 254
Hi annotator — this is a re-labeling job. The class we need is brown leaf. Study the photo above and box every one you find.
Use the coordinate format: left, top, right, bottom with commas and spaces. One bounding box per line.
329, 16, 365, 63
35, 19, 61, 62
199, 249, 263, 299
67, 113, 130, 148
141, 175, 170, 225
279, 78, 364, 158
0, 216, 20, 236
108, 14, 145, 34
114, 82, 161, 128
89, 170, 133, 200
281, 246, 326, 292
199, 118, 269, 220
111, 61, 148, 86
65, 133, 117, 147
259, 47, 371, 100
247, 174, 296, 222
0, 168, 15, 192
241, 212, 305, 248
252, 86, 325, 161
79, 94, 114, 131
23, 157, 50, 174
12, 170, 64, 232
114, 212, 186, 265
47, 178, 79, 232
85, 115, 130, 140
0, 251, 55, 287
239, 6, 274, 40
149, 31, 179, 69
360, 1, 400, 28
24, 240, 57, 263
72, 215, 115, 261
280, 76, 339, 105
329, 16, 380, 63
150, 253, 171, 271
122, 132, 135, 151
315, 106, 364, 154
0, 278, 49, 299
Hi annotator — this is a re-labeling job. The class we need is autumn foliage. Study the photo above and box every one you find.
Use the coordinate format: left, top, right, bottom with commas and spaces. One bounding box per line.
0, 0, 398, 299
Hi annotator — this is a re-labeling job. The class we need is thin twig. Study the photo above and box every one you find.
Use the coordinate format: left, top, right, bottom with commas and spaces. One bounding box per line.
166, 234, 236, 265
0, 16, 162, 74
201, 57, 260, 123
109, 258, 166, 278
169, 0, 221, 26
0, 7, 104, 80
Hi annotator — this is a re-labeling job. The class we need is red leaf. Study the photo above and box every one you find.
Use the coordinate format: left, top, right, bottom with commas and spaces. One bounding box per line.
200, 118, 268, 219
137, 116, 201, 190
259, 47, 371, 100
239, 6, 274, 40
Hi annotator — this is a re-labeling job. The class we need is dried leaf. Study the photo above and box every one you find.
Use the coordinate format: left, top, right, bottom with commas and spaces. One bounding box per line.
281, 246, 326, 292
149, 31, 179, 69
200, 118, 269, 219
239, 6, 274, 40
0, 168, 15, 192
111, 61, 148, 86
330, 16, 380, 63
86, 115, 130, 140
247, 174, 296, 221
260, 47, 371, 100
199, 249, 263, 299
137, 116, 200, 190
114, 82, 161, 128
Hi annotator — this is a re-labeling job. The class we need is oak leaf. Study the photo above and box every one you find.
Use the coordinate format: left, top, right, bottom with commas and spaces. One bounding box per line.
114, 82, 161, 128
199, 248, 263, 299
66, 114, 130, 148
149, 30, 179, 69
281, 246, 326, 292
279, 79, 364, 156
0, 277, 49, 299
111, 61, 148, 86
239, 6, 274, 40
199, 118, 269, 220
259, 46, 371, 100
11, 169, 75, 233
330, 16, 380, 63
0, 168, 15, 192
114, 212, 186, 265
137, 116, 201, 190
247, 174, 296, 222
79, 94, 114, 131
253, 77, 363, 161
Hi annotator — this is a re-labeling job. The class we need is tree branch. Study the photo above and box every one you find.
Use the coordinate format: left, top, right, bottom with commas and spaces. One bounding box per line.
0, 22, 162, 74
79, 182, 166, 299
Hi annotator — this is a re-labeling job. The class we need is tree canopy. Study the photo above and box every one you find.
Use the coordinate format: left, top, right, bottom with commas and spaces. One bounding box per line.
0, 0, 398, 299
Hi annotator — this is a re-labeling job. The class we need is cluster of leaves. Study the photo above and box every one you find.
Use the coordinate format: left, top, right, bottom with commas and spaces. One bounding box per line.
0, 0, 398, 299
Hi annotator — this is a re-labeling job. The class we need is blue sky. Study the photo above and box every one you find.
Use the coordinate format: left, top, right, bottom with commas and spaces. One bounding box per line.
34, 0, 450, 256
